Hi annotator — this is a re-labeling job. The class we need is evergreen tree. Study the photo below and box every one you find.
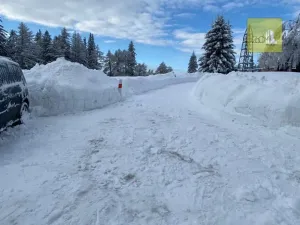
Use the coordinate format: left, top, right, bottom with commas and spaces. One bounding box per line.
35, 29, 42, 45
0, 17, 7, 56
121, 50, 129, 74
83, 37, 87, 50
107, 49, 129, 76
188, 51, 198, 73
135, 63, 147, 76
155, 62, 168, 74
147, 69, 154, 75
16, 22, 37, 69
96, 44, 104, 69
272, 18, 300, 71
87, 33, 98, 69
52, 36, 62, 59
59, 27, 71, 60
70, 32, 86, 64
257, 19, 296, 71
34, 29, 43, 63
104, 50, 114, 76
199, 15, 236, 74
79, 35, 87, 66
113, 49, 124, 75
83, 37, 88, 66
41, 30, 56, 64
166, 66, 173, 73
127, 41, 137, 76
70, 32, 79, 62
258, 52, 280, 71
5, 30, 18, 61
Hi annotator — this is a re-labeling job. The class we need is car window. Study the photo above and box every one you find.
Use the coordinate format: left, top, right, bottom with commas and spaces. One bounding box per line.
7, 64, 22, 83
16, 66, 26, 83
0, 65, 10, 86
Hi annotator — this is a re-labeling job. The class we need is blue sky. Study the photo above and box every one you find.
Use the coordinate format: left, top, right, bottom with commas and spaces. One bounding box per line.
0, 0, 299, 72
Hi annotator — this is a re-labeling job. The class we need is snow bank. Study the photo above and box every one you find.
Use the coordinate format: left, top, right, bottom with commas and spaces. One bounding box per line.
24, 58, 201, 116
121, 72, 200, 97
23, 58, 121, 116
192, 71, 300, 127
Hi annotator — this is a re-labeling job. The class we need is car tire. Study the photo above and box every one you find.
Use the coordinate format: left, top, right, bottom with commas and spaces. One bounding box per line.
19, 101, 29, 124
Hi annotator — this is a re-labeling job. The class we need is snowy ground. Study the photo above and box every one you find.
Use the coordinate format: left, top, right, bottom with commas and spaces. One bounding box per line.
1, 82, 300, 225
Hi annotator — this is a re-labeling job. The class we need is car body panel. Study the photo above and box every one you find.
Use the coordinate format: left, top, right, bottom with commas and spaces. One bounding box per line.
0, 57, 29, 132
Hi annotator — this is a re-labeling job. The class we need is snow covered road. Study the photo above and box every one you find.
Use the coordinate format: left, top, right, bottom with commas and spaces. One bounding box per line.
1, 83, 300, 225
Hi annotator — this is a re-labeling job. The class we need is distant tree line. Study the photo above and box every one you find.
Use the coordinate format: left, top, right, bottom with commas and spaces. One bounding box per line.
103, 46, 173, 76
1, 22, 102, 70
0, 18, 173, 76
258, 15, 300, 72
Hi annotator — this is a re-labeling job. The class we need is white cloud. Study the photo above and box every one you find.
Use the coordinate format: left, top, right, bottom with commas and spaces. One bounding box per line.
233, 35, 244, 45
1, 0, 210, 46
222, 2, 244, 10
203, 4, 220, 12
275, 0, 300, 16
173, 29, 205, 54
104, 40, 116, 43
232, 28, 246, 35
175, 13, 196, 18
0, 0, 171, 45
172, 27, 245, 60
0, 0, 294, 46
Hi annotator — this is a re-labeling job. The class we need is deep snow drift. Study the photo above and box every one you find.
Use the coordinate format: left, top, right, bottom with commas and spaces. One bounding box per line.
23, 59, 120, 116
23, 58, 201, 116
193, 71, 300, 128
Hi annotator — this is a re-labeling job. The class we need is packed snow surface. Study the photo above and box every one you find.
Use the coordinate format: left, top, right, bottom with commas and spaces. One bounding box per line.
23, 58, 201, 116
1, 83, 300, 225
3, 60, 300, 224
193, 71, 300, 128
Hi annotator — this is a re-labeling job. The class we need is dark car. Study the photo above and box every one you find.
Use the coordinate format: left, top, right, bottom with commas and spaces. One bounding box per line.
0, 56, 30, 132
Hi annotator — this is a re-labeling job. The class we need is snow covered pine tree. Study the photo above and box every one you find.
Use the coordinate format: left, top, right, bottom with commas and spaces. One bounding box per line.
42, 31, 56, 64
199, 15, 235, 74
16, 22, 37, 69
258, 16, 300, 72
127, 41, 137, 76
155, 62, 168, 74
0, 17, 7, 56
188, 51, 198, 73
5, 30, 18, 61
